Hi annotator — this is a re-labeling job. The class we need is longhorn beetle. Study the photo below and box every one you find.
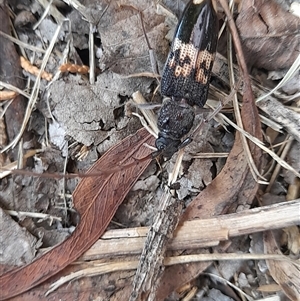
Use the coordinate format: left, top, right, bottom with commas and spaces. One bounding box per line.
2, 1, 219, 179
155, 0, 218, 158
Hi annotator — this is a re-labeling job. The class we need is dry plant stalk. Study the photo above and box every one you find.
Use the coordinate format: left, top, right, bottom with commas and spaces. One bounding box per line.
80, 199, 299, 261
46, 199, 299, 296
59, 63, 90, 74
20, 56, 53, 81
0, 90, 19, 101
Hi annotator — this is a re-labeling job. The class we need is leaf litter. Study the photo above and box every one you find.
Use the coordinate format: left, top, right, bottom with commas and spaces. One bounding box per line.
0, 0, 299, 300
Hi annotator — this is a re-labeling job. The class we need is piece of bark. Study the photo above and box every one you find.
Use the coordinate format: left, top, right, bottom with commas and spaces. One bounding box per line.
129, 194, 183, 301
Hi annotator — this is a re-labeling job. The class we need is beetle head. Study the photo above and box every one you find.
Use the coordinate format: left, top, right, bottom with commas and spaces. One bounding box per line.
155, 134, 181, 158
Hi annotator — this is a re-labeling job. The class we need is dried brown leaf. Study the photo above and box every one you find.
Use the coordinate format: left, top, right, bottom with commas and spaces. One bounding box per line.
283, 226, 300, 256
236, 0, 300, 70
0, 128, 154, 300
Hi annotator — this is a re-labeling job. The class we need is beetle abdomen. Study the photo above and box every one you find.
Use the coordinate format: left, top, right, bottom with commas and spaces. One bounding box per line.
161, 0, 218, 107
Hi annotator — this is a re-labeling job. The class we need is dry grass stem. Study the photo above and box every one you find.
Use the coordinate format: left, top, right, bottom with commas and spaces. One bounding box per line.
48, 252, 295, 297
256, 53, 300, 102
0, 149, 39, 179
132, 91, 158, 136
1, 22, 63, 152
0, 30, 45, 53
80, 199, 299, 260
36, 0, 65, 24
0, 81, 31, 98
218, 113, 300, 179
4, 209, 62, 223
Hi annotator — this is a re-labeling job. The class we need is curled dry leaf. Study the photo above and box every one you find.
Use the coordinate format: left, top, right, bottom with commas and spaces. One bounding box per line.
0, 128, 154, 300
236, 0, 300, 70
264, 231, 300, 301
